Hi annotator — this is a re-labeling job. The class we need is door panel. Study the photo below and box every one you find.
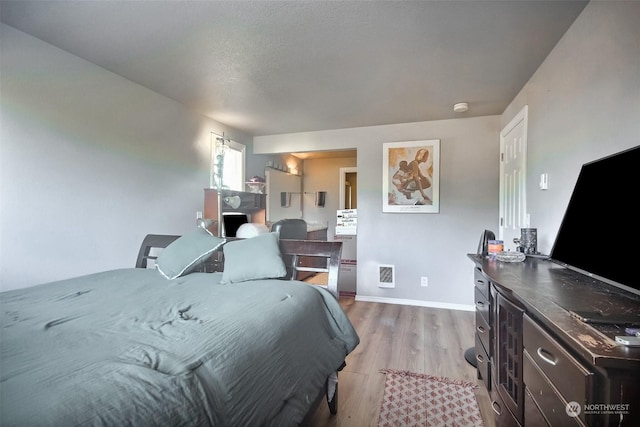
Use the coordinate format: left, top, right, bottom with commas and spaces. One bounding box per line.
499, 106, 528, 252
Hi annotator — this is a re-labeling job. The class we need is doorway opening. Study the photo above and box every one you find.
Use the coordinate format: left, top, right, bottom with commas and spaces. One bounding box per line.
340, 167, 358, 210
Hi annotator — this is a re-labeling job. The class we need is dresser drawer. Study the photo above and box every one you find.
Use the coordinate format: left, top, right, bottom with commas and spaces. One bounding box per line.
475, 286, 490, 326
475, 333, 491, 390
476, 307, 491, 357
523, 315, 594, 409
474, 268, 489, 299
524, 388, 550, 427
524, 350, 585, 426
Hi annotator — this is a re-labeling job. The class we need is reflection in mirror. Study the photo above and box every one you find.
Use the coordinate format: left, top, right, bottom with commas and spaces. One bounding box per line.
265, 169, 302, 223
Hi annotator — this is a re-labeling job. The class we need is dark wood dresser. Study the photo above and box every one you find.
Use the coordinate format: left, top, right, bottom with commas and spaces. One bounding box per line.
469, 254, 640, 427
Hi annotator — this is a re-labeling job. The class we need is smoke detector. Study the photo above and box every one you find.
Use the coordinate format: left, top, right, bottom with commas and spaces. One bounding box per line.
453, 102, 469, 113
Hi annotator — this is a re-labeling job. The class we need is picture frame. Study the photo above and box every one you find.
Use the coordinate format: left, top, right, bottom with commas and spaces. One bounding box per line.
382, 139, 440, 213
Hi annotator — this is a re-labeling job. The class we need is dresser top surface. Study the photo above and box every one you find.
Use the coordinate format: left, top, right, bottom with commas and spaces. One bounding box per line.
469, 254, 640, 369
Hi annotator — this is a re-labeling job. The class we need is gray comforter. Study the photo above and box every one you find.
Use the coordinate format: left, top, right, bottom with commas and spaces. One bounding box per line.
0, 269, 359, 426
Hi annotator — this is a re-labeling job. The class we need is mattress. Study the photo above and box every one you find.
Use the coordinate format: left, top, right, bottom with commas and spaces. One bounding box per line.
0, 268, 359, 426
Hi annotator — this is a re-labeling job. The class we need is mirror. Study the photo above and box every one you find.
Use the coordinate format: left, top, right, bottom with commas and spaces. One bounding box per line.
265, 169, 302, 222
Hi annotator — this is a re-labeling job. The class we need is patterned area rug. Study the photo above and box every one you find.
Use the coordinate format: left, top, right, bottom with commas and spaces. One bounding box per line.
378, 369, 484, 427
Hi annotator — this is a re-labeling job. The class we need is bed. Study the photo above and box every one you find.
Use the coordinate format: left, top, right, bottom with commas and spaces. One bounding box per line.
0, 229, 359, 426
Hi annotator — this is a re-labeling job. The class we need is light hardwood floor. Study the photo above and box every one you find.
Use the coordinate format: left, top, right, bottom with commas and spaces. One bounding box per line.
307, 297, 495, 427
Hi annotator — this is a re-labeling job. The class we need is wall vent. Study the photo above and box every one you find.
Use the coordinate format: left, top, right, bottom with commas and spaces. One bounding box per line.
378, 264, 395, 288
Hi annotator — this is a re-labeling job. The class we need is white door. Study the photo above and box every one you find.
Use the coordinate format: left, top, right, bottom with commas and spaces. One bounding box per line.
499, 106, 528, 251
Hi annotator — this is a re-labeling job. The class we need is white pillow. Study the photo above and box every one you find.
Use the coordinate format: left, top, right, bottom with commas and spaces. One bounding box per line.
236, 223, 270, 238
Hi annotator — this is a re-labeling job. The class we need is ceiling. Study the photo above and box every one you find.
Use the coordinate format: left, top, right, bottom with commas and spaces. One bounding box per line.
0, 0, 588, 137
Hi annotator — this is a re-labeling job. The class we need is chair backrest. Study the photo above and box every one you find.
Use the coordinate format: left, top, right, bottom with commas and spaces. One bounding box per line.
270, 219, 307, 240
279, 239, 342, 297
135, 234, 180, 268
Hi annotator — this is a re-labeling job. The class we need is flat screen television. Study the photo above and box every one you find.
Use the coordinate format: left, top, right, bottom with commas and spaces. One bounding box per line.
550, 146, 640, 296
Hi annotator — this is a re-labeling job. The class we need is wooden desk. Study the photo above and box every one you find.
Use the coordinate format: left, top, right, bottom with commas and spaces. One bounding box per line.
204, 189, 266, 236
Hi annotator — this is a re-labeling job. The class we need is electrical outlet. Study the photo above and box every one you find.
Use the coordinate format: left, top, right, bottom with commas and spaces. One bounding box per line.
421, 276, 429, 287
196, 211, 203, 219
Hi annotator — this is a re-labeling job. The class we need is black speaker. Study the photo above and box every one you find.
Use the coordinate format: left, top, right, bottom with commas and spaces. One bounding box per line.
477, 229, 495, 255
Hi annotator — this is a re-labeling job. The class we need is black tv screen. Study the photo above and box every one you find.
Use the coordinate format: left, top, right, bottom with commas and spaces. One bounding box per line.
222, 214, 248, 237
550, 146, 640, 296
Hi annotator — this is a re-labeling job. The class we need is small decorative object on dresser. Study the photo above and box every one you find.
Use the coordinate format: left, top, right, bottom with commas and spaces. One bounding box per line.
477, 229, 496, 256
495, 251, 525, 262
513, 227, 538, 255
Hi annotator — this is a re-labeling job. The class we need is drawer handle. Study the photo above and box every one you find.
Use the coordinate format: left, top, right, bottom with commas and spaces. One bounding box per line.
477, 325, 486, 334
476, 353, 484, 363
476, 301, 485, 307
476, 279, 486, 286
537, 347, 558, 366
491, 400, 502, 416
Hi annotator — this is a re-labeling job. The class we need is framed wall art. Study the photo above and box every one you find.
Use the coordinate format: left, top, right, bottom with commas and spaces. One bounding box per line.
382, 139, 440, 213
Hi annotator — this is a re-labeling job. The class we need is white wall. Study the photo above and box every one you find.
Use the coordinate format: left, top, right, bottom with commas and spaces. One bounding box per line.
0, 24, 254, 291
502, 1, 640, 254
255, 116, 500, 308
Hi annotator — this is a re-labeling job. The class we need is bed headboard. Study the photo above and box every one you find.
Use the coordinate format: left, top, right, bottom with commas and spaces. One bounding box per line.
135, 234, 343, 296
135, 234, 180, 269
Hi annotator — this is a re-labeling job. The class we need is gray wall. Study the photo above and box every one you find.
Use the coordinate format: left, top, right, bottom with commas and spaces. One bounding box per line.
3, 1, 637, 304
501, 1, 640, 254
0, 24, 257, 291
255, 117, 501, 309
255, 1, 640, 308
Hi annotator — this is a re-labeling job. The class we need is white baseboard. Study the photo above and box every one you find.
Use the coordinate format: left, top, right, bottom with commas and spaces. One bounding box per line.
354, 295, 475, 312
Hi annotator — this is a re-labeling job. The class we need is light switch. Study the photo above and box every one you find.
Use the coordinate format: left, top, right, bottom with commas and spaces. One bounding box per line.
539, 173, 549, 190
